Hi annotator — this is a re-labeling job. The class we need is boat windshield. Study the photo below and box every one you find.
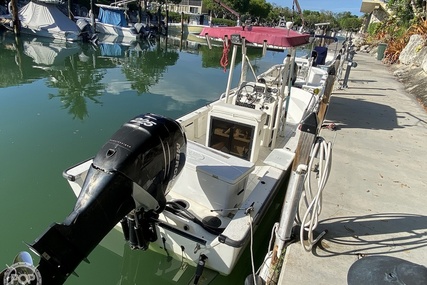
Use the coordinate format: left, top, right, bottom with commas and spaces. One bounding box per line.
208, 117, 254, 161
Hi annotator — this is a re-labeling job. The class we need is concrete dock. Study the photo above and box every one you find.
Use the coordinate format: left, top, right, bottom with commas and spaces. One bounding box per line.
279, 52, 427, 284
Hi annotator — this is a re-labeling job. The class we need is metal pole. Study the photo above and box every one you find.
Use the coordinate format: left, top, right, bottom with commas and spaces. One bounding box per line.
342, 50, 356, 89
270, 49, 292, 150
341, 62, 352, 89
224, 44, 238, 104
240, 38, 247, 85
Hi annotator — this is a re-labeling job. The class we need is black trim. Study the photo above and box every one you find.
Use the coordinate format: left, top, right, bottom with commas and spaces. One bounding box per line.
218, 233, 247, 248
299, 112, 318, 134
154, 220, 207, 245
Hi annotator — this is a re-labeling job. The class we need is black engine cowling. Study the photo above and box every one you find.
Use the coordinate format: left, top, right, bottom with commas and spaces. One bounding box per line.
29, 113, 186, 285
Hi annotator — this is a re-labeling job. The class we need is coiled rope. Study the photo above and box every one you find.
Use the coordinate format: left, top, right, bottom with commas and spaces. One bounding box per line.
296, 136, 332, 251
220, 39, 230, 72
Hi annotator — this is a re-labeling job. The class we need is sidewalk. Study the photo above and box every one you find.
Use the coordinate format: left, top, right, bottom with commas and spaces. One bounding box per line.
279, 52, 427, 284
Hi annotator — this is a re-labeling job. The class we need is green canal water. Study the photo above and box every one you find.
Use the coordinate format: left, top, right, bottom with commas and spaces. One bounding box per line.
0, 31, 296, 284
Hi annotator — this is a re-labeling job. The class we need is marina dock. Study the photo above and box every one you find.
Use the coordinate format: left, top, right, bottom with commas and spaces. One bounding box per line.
279, 51, 427, 284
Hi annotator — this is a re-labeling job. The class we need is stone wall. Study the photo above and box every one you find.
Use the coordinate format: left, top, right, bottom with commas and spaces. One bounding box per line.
394, 34, 427, 110
355, 33, 427, 110
399, 34, 427, 72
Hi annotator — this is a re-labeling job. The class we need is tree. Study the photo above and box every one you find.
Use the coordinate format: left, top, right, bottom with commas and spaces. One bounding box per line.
248, 0, 271, 22
336, 11, 362, 31
387, 0, 424, 25
267, 5, 293, 26
233, 0, 250, 14
203, 0, 241, 20
204, 0, 362, 29
339, 17, 362, 31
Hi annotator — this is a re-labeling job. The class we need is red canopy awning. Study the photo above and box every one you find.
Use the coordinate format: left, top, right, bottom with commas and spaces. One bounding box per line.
199, 26, 310, 48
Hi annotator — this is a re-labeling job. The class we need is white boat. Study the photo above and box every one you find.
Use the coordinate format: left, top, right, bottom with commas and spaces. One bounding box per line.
23, 24, 336, 284
74, 4, 140, 42
258, 57, 329, 101
93, 4, 139, 39
6, 1, 82, 41
168, 13, 209, 35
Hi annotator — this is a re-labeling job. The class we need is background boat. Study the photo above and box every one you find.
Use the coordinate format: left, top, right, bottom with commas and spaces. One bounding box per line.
0, 0, 82, 41
167, 12, 209, 35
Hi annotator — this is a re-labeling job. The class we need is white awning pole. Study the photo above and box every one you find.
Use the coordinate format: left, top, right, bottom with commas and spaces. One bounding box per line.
225, 44, 238, 104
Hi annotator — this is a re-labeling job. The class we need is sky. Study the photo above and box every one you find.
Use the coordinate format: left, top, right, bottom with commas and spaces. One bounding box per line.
269, 0, 363, 16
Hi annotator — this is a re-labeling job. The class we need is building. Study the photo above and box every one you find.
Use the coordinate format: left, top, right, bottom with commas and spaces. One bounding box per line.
167, 0, 203, 14
360, 0, 390, 32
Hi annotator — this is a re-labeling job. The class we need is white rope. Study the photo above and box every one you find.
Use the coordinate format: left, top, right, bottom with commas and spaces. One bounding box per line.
297, 137, 332, 251
248, 214, 257, 285
255, 222, 278, 275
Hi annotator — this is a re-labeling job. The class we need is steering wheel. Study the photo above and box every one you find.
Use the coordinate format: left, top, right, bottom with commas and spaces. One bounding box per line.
236, 82, 258, 104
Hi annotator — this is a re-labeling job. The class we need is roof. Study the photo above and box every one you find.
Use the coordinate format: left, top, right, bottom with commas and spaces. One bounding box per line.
199, 26, 310, 49
360, 0, 388, 14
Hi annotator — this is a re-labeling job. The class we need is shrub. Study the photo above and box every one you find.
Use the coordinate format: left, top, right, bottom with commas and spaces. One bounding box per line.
212, 18, 236, 27
367, 22, 380, 36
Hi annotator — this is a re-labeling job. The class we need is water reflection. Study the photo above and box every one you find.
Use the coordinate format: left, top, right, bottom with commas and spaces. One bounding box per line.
1, 31, 271, 120
0, 32, 184, 119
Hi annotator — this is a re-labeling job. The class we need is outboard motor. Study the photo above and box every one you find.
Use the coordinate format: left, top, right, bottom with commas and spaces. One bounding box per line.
134, 23, 149, 37
76, 18, 97, 43
27, 113, 186, 285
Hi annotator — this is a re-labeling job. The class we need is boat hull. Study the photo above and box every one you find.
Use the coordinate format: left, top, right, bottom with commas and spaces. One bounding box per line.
95, 22, 139, 39
20, 27, 81, 42
168, 23, 207, 35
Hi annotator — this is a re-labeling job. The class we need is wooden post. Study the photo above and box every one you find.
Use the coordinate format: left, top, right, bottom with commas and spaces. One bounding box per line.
10, 0, 20, 35
68, 0, 73, 20
292, 112, 318, 171
180, 11, 184, 35
137, 0, 142, 23
317, 73, 336, 125
90, 0, 95, 30
165, 7, 169, 35
267, 112, 318, 284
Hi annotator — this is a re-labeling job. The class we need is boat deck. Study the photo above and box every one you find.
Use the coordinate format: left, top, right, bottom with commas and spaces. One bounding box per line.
191, 119, 300, 201
279, 52, 427, 284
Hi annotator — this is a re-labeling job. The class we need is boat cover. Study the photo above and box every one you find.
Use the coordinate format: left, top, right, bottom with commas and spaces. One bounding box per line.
98, 6, 128, 27
199, 26, 310, 48
19, 1, 80, 39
